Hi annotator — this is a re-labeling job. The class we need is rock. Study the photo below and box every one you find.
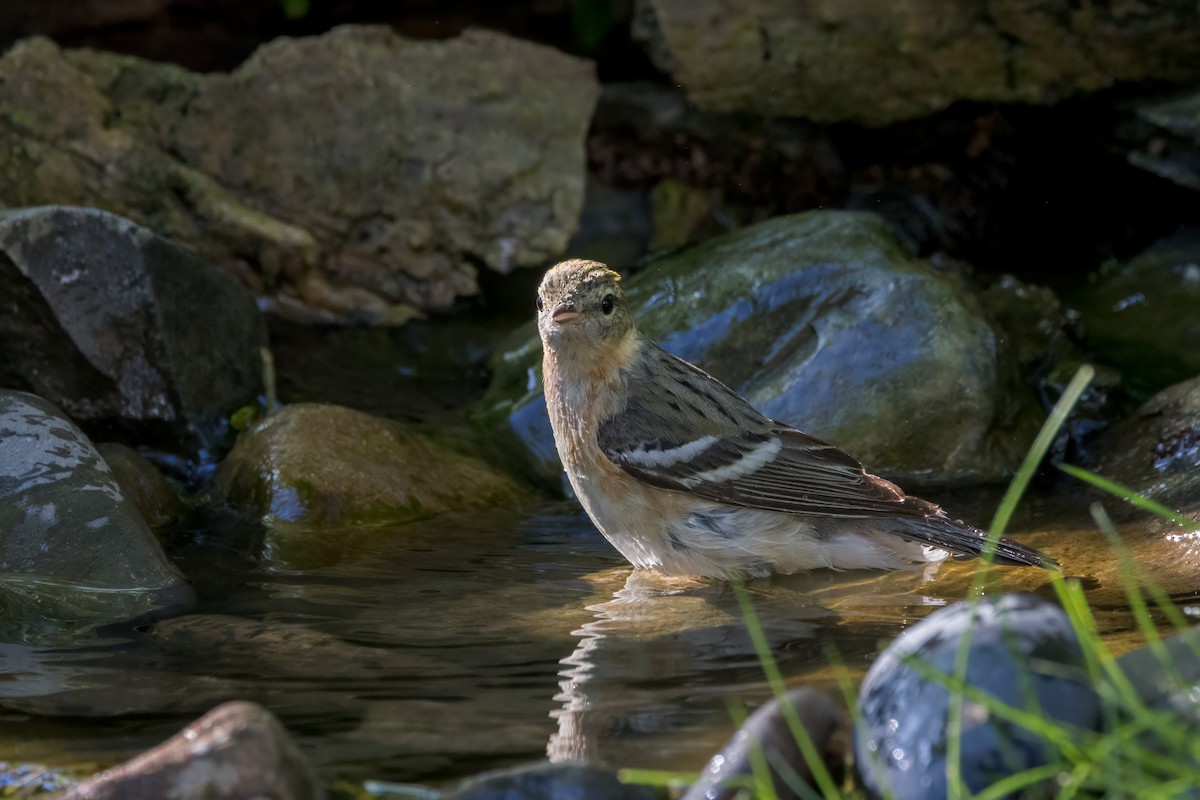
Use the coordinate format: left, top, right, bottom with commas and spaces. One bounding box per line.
444, 762, 660, 800
481, 211, 1041, 488
1088, 374, 1200, 516
854, 594, 1101, 800
97, 443, 181, 530
59, 701, 319, 800
0, 206, 265, 455
0, 760, 73, 795
213, 403, 530, 526
1121, 89, 1200, 191
0, 28, 598, 322
1072, 232, 1200, 395
0, 391, 193, 629
682, 688, 847, 800
1118, 626, 1200, 732
639, 0, 1200, 125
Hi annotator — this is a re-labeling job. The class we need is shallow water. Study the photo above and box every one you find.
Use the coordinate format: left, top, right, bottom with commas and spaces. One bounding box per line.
1, 484, 1195, 789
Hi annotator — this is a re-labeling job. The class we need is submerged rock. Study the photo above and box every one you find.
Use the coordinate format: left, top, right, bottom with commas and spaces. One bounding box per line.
97, 443, 181, 531
213, 403, 529, 526
854, 594, 1100, 800
60, 701, 319, 800
1073, 232, 1200, 395
0, 205, 265, 456
638, 0, 1200, 125
0, 28, 597, 322
444, 762, 660, 800
482, 211, 1041, 488
682, 688, 847, 800
0, 390, 193, 629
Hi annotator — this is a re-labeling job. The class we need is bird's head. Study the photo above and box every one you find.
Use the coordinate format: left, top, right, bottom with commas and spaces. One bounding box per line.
536, 259, 635, 359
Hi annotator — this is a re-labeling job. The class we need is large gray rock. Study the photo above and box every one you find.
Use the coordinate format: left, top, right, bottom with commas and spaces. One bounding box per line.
60, 701, 320, 800
0, 28, 598, 322
1121, 90, 1200, 191
0, 205, 265, 454
638, 0, 1200, 126
481, 211, 1041, 488
0, 391, 192, 628
854, 594, 1101, 800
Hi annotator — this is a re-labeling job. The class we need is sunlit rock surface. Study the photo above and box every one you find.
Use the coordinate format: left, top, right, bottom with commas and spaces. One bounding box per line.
637, 0, 1200, 125
482, 211, 1042, 489
59, 701, 319, 800
854, 594, 1101, 800
213, 403, 530, 527
0, 27, 598, 322
0, 390, 193, 630
0, 206, 265, 455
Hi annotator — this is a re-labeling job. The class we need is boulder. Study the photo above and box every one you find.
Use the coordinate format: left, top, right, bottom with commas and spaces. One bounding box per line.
0, 391, 192, 629
1072, 232, 1200, 396
213, 403, 530, 526
0, 28, 598, 322
60, 701, 319, 800
0, 205, 265, 455
481, 211, 1041, 488
637, 0, 1200, 125
854, 594, 1101, 800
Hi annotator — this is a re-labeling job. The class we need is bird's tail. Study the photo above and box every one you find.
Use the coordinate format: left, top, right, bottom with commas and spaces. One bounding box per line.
900, 513, 1059, 569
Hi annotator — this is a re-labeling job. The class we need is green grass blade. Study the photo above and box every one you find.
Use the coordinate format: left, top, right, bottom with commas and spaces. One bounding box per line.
1056, 464, 1200, 532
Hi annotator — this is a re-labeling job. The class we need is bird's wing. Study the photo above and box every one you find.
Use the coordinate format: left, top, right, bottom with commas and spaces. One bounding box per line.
598, 347, 933, 520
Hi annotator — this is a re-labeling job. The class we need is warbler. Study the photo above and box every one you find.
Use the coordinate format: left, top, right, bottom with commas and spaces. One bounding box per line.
536, 259, 1056, 579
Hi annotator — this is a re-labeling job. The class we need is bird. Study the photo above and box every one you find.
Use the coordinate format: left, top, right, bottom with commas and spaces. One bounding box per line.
535, 258, 1057, 579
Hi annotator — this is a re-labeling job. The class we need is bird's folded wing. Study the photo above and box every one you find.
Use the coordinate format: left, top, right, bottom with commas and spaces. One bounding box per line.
597, 386, 932, 519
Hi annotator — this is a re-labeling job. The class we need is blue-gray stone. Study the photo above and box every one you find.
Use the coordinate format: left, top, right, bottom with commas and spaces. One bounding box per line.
854, 593, 1101, 800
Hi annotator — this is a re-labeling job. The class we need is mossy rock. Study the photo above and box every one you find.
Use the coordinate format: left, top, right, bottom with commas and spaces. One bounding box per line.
214, 403, 530, 526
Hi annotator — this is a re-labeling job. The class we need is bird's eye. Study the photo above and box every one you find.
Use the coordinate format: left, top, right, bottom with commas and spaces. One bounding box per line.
601, 294, 615, 315
536, 295, 544, 312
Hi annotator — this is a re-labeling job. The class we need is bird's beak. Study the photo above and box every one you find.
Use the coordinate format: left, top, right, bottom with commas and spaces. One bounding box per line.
551, 303, 579, 325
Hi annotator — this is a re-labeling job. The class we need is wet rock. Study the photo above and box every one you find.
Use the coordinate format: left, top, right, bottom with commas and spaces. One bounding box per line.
854, 594, 1101, 800
1088, 374, 1200, 517
638, 1, 1200, 125
97, 443, 181, 530
60, 701, 319, 800
0, 760, 73, 795
682, 688, 847, 800
1121, 90, 1200, 191
0, 391, 193, 629
0, 28, 597, 322
1118, 625, 1200, 732
482, 211, 1041, 488
213, 403, 530, 526
444, 762, 660, 800
0, 205, 265, 455
1073, 232, 1200, 395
